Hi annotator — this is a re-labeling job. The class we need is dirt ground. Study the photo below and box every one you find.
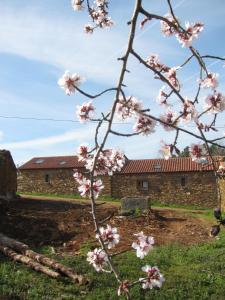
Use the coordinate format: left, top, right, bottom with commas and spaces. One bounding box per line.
0, 197, 214, 254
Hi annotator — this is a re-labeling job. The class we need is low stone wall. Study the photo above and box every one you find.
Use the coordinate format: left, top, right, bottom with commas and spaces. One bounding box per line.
0, 150, 17, 200
17, 169, 112, 196
111, 171, 218, 208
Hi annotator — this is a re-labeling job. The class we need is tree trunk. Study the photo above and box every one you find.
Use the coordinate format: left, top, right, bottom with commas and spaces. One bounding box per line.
0, 245, 60, 279
0, 233, 88, 284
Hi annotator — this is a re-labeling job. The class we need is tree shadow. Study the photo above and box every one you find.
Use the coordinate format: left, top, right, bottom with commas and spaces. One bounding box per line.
0, 199, 88, 248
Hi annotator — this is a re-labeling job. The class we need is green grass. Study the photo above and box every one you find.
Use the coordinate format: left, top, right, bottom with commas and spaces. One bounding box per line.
1, 233, 225, 299
151, 199, 211, 211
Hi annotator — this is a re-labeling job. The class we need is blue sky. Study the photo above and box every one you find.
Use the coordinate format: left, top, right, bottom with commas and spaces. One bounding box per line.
0, 0, 225, 165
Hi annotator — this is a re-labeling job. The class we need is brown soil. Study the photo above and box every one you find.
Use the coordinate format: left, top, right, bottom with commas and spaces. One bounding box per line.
0, 197, 214, 254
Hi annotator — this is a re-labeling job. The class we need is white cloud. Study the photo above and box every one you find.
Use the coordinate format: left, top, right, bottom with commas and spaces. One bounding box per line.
0, 126, 95, 150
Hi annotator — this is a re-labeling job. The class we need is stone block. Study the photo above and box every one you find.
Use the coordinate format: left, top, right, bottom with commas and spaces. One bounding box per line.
121, 196, 150, 213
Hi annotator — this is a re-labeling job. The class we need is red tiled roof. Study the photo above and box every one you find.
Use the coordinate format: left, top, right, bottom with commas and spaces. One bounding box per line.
18, 155, 220, 173
19, 156, 84, 170
119, 157, 219, 174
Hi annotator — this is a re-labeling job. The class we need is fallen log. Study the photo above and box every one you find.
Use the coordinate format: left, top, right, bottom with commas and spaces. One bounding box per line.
0, 233, 88, 284
0, 245, 60, 279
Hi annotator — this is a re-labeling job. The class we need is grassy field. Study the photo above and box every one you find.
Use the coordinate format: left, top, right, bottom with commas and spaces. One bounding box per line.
1, 231, 225, 300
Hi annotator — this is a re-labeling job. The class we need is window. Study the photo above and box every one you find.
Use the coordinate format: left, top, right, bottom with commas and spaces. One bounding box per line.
137, 180, 149, 191
45, 174, 50, 183
181, 177, 186, 187
35, 159, 45, 164
153, 164, 161, 171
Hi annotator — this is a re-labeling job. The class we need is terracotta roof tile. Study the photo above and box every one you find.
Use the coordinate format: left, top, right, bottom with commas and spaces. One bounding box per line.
119, 157, 219, 174
19, 156, 84, 170
18, 155, 221, 173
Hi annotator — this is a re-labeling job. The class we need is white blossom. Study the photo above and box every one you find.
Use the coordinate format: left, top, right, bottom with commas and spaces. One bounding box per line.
159, 143, 172, 160
76, 101, 95, 122
133, 115, 156, 136
176, 22, 204, 47
77, 177, 104, 199
132, 232, 154, 259
189, 143, 208, 163
116, 96, 143, 120
58, 70, 82, 95
160, 111, 177, 131
96, 225, 120, 249
160, 14, 178, 36
71, 0, 84, 11
77, 144, 90, 161
139, 265, 165, 289
200, 73, 219, 90
87, 248, 108, 272
166, 67, 180, 90
204, 92, 225, 114
85, 149, 126, 176
180, 99, 198, 123
84, 24, 94, 34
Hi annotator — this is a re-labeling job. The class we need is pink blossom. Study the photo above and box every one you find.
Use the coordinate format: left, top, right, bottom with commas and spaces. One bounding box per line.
95, 0, 107, 6
96, 225, 120, 249
160, 111, 177, 131
166, 67, 180, 90
200, 73, 218, 90
84, 24, 94, 34
77, 177, 104, 199
76, 101, 95, 122
204, 92, 225, 114
189, 143, 207, 163
146, 54, 169, 73
58, 70, 82, 95
91, 8, 114, 28
77, 144, 90, 161
176, 22, 204, 47
133, 115, 156, 136
159, 143, 172, 160
139, 265, 165, 289
181, 99, 198, 123
160, 14, 178, 37
116, 96, 143, 120
132, 232, 154, 259
87, 248, 108, 272
157, 86, 171, 107
117, 281, 129, 297
73, 171, 83, 184
71, 0, 84, 11
85, 149, 126, 176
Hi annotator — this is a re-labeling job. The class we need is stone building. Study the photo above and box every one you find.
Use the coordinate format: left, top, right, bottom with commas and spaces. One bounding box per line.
18, 155, 223, 208
17, 156, 111, 196
0, 150, 17, 200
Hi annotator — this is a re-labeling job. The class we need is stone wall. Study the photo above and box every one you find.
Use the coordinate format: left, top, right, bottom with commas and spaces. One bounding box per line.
111, 171, 218, 208
17, 169, 112, 196
0, 150, 17, 200
18, 168, 219, 208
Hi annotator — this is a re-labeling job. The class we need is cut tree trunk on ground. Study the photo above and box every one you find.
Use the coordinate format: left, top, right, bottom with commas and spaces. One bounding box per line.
0, 233, 88, 285
0, 245, 60, 279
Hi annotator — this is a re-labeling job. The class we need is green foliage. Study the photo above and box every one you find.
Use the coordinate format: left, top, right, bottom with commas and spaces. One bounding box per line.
1, 234, 225, 299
